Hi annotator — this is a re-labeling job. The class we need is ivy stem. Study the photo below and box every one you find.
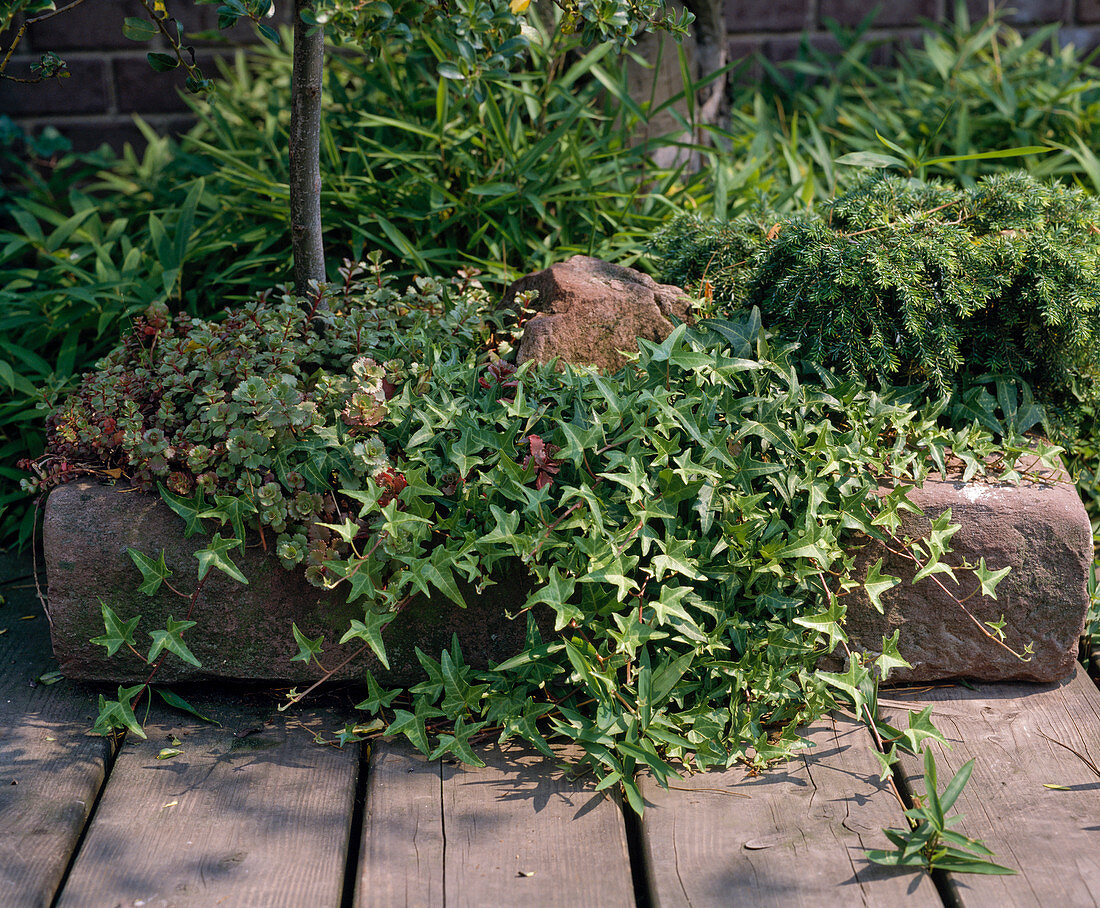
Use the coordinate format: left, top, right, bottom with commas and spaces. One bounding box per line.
281, 641, 371, 710
129, 569, 211, 715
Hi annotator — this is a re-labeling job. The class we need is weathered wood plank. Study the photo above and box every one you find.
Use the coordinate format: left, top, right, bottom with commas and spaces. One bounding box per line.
56, 700, 359, 907
356, 742, 444, 908
0, 554, 114, 908
880, 665, 1100, 907
442, 742, 635, 908
638, 713, 942, 907
358, 739, 635, 907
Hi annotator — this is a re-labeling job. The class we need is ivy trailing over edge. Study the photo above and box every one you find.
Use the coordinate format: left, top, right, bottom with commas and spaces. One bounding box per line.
33, 268, 1050, 818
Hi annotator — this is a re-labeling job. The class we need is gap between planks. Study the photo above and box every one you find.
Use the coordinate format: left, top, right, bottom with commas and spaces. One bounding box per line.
355, 741, 635, 907
637, 711, 940, 908
881, 664, 1100, 908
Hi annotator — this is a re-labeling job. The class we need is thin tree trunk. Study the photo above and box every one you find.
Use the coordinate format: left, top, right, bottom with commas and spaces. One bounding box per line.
683, 0, 729, 135
290, 0, 326, 292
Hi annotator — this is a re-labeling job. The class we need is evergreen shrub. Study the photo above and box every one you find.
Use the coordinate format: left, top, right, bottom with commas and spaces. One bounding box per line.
653, 172, 1100, 416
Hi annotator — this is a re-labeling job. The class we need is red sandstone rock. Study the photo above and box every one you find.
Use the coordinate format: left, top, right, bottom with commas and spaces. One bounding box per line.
504, 255, 691, 372
43, 482, 535, 685
834, 458, 1092, 683
44, 463, 1092, 686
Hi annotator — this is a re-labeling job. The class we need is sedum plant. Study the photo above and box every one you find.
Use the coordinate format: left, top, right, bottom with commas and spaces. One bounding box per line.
36, 261, 1047, 813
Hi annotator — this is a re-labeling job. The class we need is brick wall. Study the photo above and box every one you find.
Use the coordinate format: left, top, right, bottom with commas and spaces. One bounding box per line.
3, 0, 1100, 152
0, 0, 290, 151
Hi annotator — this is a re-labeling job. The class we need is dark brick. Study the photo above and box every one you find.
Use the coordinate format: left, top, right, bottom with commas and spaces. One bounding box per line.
963, 0, 1069, 25
51, 115, 197, 153
764, 31, 843, 63
113, 52, 220, 113
727, 36, 766, 82
819, 0, 942, 28
24, 0, 144, 52
0, 57, 109, 116
1057, 25, 1100, 51
724, 0, 812, 32
53, 118, 147, 153
1079, 0, 1100, 23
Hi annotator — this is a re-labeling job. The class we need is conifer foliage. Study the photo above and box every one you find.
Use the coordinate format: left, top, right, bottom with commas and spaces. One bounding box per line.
653, 173, 1100, 413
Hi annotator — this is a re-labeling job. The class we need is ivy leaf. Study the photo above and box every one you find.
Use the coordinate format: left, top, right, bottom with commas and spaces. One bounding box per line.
818, 655, 872, 716
872, 743, 900, 782
411, 647, 445, 699
419, 548, 467, 609
651, 537, 705, 582
880, 705, 948, 756
429, 716, 487, 766
793, 601, 848, 653
498, 702, 556, 758
158, 484, 208, 536
194, 534, 249, 584
339, 611, 395, 670
440, 647, 487, 717
91, 602, 141, 658
526, 567, 579, 631
147, 616, 201, 667
385, 698, 444, 755
874, 630, 911, 682
385, 708, 431, 754
202, 495, 257, 548
974, 558, 1011, 600
128, 548, 172, 597
92, 684, 148, 739
353, 671, 400, 713
648, 650, 695, 709
290, 623, 324, 664
699, 309, 761, 356
863, 558, 900, 614
317, 518, 360, 544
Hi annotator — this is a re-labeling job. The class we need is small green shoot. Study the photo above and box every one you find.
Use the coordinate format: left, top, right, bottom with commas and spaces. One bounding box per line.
867, 748, 1015, 875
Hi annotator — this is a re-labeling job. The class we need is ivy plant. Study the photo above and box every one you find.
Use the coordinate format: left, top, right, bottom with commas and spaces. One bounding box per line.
36, 265, 1049, 824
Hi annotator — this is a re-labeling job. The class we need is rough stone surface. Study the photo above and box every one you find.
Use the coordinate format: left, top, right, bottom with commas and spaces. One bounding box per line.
504, 256, 691, 372
831, 457, 1092, 683
44, 482, 539, 685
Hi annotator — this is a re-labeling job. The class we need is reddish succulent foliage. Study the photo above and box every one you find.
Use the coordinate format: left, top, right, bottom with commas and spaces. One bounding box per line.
520, 434, 561, 490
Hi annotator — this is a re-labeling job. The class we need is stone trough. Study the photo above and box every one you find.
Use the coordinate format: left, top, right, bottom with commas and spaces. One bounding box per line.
827, 456, 1092, 683
44, 481, 535, 686
39, 258, 1096, 686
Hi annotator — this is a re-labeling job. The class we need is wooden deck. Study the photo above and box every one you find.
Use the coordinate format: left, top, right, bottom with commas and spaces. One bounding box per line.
4, 555, 1100, 907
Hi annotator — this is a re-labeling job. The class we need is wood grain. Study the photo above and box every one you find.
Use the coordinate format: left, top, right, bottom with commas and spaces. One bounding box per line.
639, 713, 942, 907
356, 740, 635, 907
880, 665, 1100, 907
443, 743, 635, 907
356, 742, 444, 907
0, 553, 114, 908
56, 700, 359, 908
